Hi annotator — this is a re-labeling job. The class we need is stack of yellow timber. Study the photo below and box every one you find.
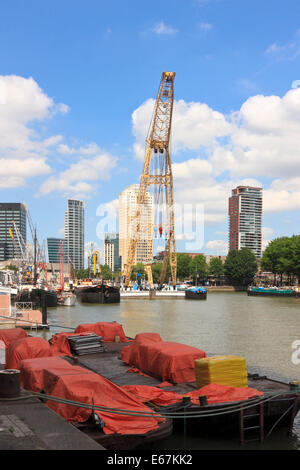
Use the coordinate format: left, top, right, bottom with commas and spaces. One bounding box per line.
195, 355, 248, 388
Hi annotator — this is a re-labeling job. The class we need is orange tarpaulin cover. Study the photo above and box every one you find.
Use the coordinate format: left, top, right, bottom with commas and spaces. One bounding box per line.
19, 356, 89, 392
6, 337, 52, 370
121, 333, 207, 383
46, 369, 164, 435
122, 383, 264, 406
0, 328, 27, 347
74, 322, 129, 342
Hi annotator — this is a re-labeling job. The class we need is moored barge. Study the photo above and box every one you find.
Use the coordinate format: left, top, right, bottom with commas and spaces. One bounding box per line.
75, 285, 120, 304
185, 287, 207, 300
1, 322, 300, 448
247, 287, 296, 297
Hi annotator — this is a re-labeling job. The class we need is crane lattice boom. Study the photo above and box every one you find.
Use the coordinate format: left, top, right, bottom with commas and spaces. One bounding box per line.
124, 72, 177, 287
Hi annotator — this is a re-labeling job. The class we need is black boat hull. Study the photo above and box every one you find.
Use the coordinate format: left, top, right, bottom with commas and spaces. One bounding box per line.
185, 291, 207, 300
16, 289, 57, 307
76, 286, 120, 304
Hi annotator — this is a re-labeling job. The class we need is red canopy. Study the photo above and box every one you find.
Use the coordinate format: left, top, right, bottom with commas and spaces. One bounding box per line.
6, 337, 52, 370
74, 322, 129, 342
122, 333, 206, 383
0, 328, 27, 347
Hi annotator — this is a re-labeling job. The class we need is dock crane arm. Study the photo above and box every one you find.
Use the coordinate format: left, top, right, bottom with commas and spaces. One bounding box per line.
124, 72, 177, 287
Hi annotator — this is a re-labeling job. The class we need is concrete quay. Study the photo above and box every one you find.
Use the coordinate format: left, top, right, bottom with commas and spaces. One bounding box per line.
0, 390, 104, 450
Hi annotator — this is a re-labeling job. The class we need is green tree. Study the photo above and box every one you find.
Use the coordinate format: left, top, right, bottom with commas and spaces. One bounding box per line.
131, 263, 145, 281
176, 254, 192, 281
260, 237, 293, 285
209, 257, 224, 284
190, 255, 207, 283
224, 249, 258, 287
101, 264, 112, 280
4, 264, 19, 271
151, 262, 162, 283
75, 268, 89, 279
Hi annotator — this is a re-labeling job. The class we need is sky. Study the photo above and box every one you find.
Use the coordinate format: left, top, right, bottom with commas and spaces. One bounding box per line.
1, 0, 300, 264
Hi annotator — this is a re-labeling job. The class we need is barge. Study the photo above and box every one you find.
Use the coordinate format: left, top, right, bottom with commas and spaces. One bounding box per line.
16, 288, 58, 307
1, 322, 300, 448
75, 285, 120, 304
185, 287, 207, 300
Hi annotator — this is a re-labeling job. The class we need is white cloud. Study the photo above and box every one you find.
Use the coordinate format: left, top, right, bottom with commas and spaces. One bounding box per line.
132, 98, 231, 160
132, 87, 300, 218
150, 22, 177, 35
205, 239, 228, 254
262, 227, 274, 250
0, 75, 68, 187
39, 152, 118, 198
57, 142, 100, 155
199, 22, 212, 30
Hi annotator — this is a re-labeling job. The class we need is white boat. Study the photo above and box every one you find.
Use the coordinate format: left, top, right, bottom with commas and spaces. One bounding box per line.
57, 292, 76, 306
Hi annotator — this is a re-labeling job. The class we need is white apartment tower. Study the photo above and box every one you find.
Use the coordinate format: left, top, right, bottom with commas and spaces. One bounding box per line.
119, 184, 153, 270
229, 186, 262, 258
64, 199, 85, 270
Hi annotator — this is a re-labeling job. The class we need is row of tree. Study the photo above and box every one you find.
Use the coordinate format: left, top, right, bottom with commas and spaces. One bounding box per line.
75, 249, 259, 287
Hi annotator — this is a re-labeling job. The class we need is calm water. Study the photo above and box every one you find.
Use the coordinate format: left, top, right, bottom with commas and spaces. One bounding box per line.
42, 292, 300, 450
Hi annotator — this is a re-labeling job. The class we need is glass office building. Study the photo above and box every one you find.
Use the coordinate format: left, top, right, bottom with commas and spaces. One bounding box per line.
0, 203, 27, 261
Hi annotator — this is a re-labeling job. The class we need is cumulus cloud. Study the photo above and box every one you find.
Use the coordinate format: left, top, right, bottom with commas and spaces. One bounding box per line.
0, 75, 68, 187
205, 239, 228, 254
132, 98, 231, 160
132, 87, 300, 219
150, 22, 177, 35
39, 152, 118, 198
262, 227, 274, 250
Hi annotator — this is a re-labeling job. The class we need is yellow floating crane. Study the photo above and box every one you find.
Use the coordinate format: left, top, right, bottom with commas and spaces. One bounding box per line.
124, 72, 177, 287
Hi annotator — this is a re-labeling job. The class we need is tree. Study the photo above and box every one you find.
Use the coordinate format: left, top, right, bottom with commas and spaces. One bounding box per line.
131, 263, 145, 281
209, 257, 224, 284
75, 268, 89, 279
4, 264, 19, 271
260, 237, 293, 285
101, 264, 112, 280
224, 249, 258, 287
176, 254, 192, 281
190, 255, 207, 283
151, 262, 162, 283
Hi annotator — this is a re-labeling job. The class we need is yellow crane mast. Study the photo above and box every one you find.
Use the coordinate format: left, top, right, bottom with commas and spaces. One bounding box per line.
124, 71, 177, 287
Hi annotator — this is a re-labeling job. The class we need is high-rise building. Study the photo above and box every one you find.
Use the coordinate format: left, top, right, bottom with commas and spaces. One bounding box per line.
64, 199, 84, 270
0, 203, 27, 261
229, 186, 262, 258
119, 184, 153, 270
103, 233, 122, 273
47, 238, 67, 264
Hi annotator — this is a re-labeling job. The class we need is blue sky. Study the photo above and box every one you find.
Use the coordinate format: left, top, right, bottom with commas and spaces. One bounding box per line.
1, 0, 300, 263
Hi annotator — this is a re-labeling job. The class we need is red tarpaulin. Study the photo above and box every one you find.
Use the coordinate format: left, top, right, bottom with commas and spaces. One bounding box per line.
0, 328, 27, 347
121, 333, 207, 383
49, 332, 73, 356
122, 383, 264, 406
74, 322, 129, 342
46, 369, 164, 435
19, 356, 88, 392
5, 337, 52, 370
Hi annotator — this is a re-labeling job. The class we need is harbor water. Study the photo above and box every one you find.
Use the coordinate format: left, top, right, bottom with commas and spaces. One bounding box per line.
42, 291, 300, 450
